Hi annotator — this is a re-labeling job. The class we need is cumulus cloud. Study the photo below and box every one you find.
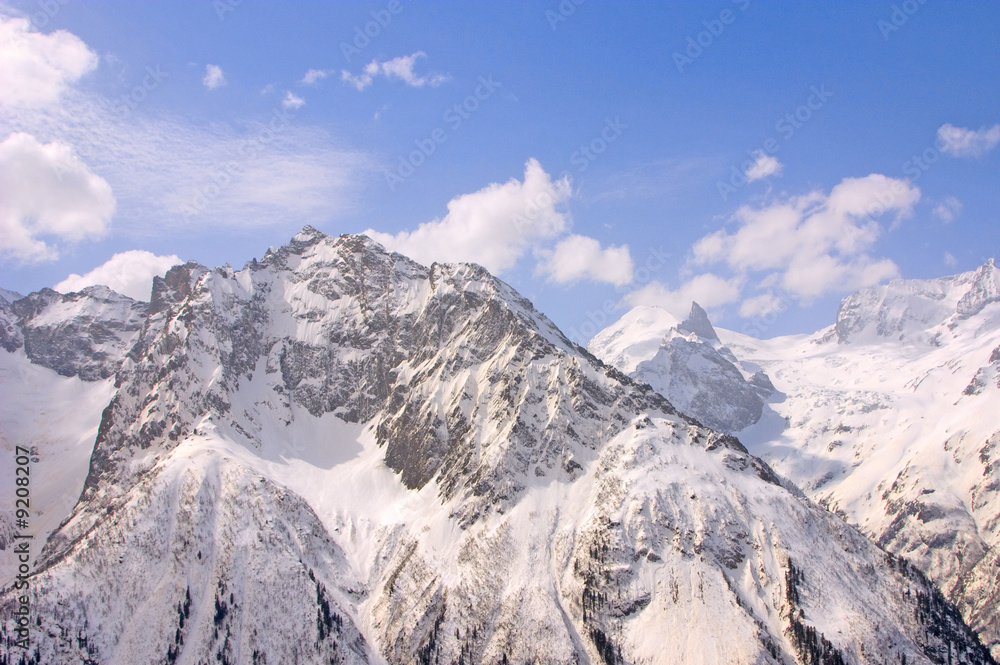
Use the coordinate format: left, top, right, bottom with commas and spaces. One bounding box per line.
55, 250, 180, 301
745, 151, 782, 182
0, 15, 98, 107
367, 159, 570, 273
692, 173, 918, 301
203, 64, 226, 90
282, 91, 305, 109
625, 273, 742, 319
0, 132, 115, 262
932, 196, 962, 223
537, 235, 633, 287
342, 52, 448, 91
937, 123, 1000, 157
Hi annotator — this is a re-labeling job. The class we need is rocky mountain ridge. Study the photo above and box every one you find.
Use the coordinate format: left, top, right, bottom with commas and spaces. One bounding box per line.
0, 229, 994, 664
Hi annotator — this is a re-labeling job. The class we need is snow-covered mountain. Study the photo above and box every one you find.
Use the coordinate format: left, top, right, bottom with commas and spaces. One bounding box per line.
1, 229, 994, 664
590, 302, 774, 433
592, 259, 1000, 659
0, 286, 146, 587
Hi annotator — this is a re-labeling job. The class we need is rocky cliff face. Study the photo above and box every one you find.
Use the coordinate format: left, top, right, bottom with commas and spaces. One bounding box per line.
0, 230, 994, 664
1, 285, 147, 380
835, 258, 1000, 344
592, 302, 774, 433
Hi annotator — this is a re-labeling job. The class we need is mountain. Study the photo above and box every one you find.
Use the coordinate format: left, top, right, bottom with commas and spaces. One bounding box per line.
0, 286, 145, 586
592, 259, 1000, 659
0, 229, 994, 664
590, 302, 774, 433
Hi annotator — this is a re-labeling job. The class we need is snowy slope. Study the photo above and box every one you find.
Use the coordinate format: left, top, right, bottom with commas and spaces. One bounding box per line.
0, 230, 993, 664
593, 260, 1000, 659
0, 286, 145, 589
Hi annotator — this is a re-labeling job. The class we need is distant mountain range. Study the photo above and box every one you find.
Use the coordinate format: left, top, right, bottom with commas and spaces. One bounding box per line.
592, 258, 1000, 660
0, 228, 994, 664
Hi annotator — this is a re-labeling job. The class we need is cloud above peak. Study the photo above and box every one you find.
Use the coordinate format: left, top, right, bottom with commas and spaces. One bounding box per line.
692, 174, 918, 300
55, 250, 180, 301
538, 235, 634, 287
367, 159, 633, 286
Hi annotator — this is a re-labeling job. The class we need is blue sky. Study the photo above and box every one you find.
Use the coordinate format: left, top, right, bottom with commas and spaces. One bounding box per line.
1, 1, 998, 342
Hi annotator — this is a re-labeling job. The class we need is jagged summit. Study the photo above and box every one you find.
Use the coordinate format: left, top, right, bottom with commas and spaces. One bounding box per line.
590, 301, 774, 433
678, 301, 720, 341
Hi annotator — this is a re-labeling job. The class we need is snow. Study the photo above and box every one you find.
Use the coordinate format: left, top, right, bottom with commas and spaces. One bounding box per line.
591, 259, 1000, 658
1, 233, 994, 664
0, 348, 116, 586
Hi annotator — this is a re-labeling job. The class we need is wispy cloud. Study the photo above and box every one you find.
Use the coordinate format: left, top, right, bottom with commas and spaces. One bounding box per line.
937, 123, 1000, 157
341, 52, 448, 91
301, 68, 333, 85
932, 196, 962, 223
1, 90, 373, 237
587, 157, 719, 203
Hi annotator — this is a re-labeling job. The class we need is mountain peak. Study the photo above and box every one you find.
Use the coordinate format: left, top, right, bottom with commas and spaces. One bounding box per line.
835, 258, 1000, 343
677, 301, 719, 341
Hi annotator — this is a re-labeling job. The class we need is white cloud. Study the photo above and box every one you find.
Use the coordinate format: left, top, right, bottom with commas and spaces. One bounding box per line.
745, 151, 782, 182
367, 159, 570, 274
301, 69, 332, 85
739, 292, 788, 318
692, 173, 919, 301
342, 52, 448, 91
0, 15, 98, 107
282, 91, 305, 109
538, 234, 634, 287
932, 196, 962, 223
203, 64, 226, 90
0, 132, 115, 262
944, 251, 957, 268
0, 88, 372, 233
55, 250, 180, 301
625, 273, 742, 319
937, 123, 1000, 157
